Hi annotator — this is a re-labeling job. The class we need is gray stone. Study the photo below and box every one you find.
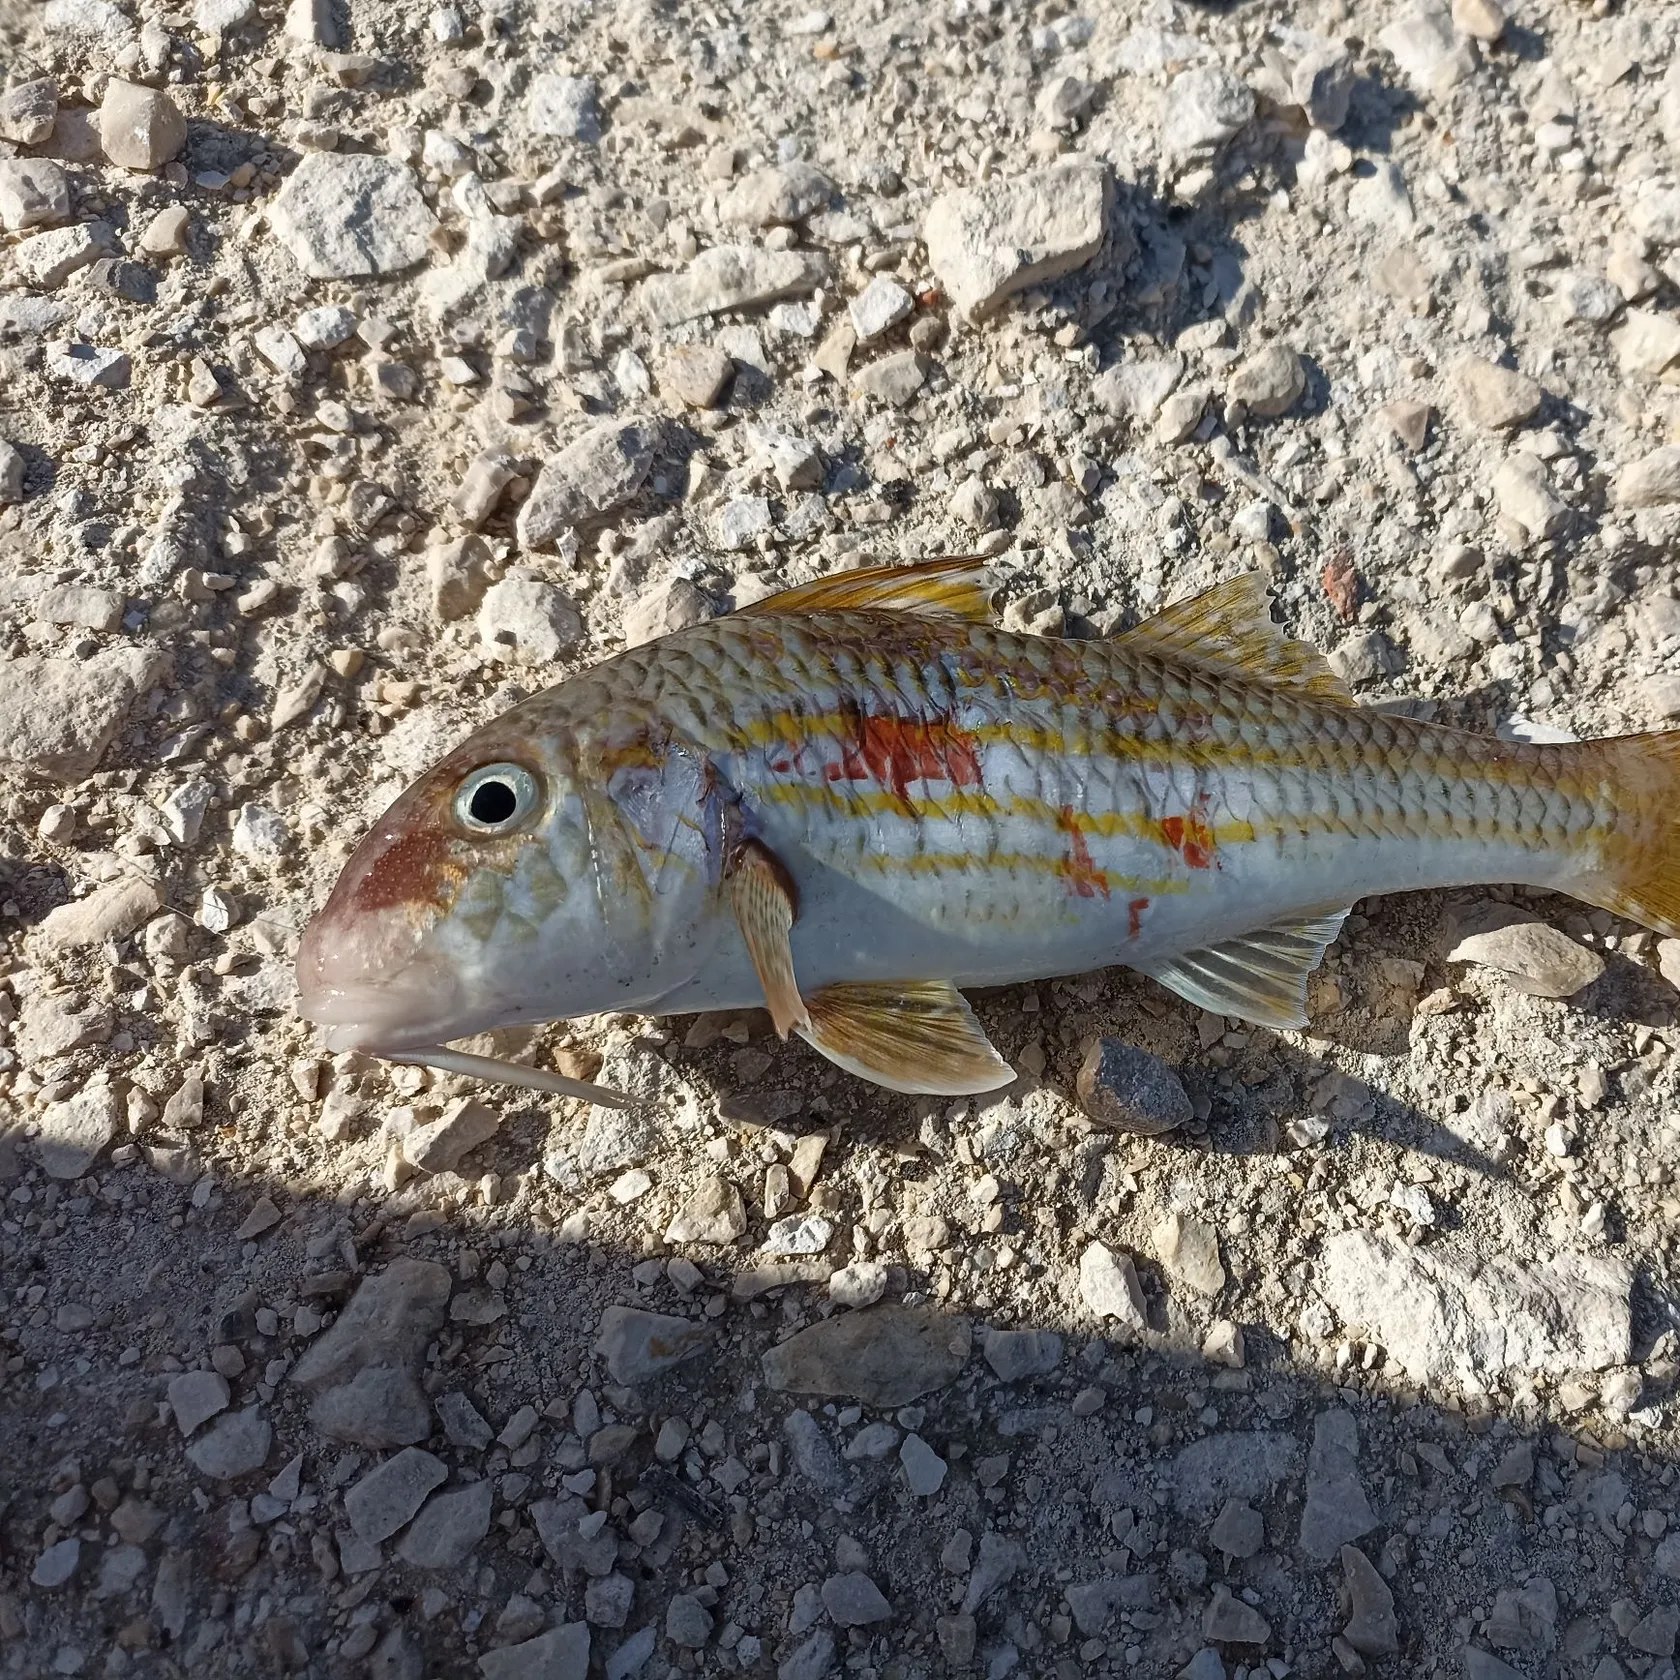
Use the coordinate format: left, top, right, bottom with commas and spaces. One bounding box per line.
1228, 344, 1306, 418
850, 350, 928, 406
397, 1478, 493, 1568
584, 1572, 635, 1628
899, 1433, 947, 1496
924, 162, 1108, 319
1630, 1605, 1679, 1657
346, 1449, 448, 1542
1203, 1585, 1269, 1644
532, 1494, 617, 1577
641, 246, 830, 327
477, 573, 582, 663
1552, 268, 1621, 325
99, 80, 185, 170
722, 162, 834, 226
782, 1410, 843, 1490
33, 1081, 121, 1178
665, 1593, 714, 1647
1066, 1575, 1153, 1636
516, 420, 656, 549
32, 1538, 80, 1589
0, 158, 69, 231
1321, 1228, 1631, 1385
1152, 1214, 1225, 1296
1179, 1650, 1227, 1680
1209, 1499, 1264, 1559
46, 342, 128, 386
778, 1632, 836, 1680
665, 1175, 747, 1245
595, 1306, 712, 1385
982, 1328, 1063, 1382
961, 1531, 1024, 1614
1617, 446, 1680, 508
436, 1391, 495, 1451
478, 1624, 589, 1680
1342, 1545, 1399, 1655
270, 153, 435, 280
1489, 1442, 1533, 1490
185, 1408, 271, 1479
1463, 1649, 1527, 1680
0, 439, 22, 504
1077, 1040, 1190, 1135
935, 1616, 976, 1665
529, 74, 599, 141
761, 1305, 970, 1407
290, 1258, 451, 1447
605, 1626, 656, 1680
1078, 1242, 1146, 1331
168, 1371, 230, 1437
1447, 910, 1602, 998
659, 345, 734, 410
822, 1572, 891, 1626
1168, 1433, 1301, 1519
1299, 1409, 1376, 1561
1162, 66, 1255, 157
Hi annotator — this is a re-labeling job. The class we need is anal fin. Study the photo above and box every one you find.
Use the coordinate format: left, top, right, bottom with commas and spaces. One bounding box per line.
799, 980, 1015, 1096
1138, 909, 1351, 1031
727, 839, 810, 1039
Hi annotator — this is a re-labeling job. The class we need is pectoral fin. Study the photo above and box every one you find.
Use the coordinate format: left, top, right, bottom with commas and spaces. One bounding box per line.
727, 839, 810, 1039
799, 980, 1015, 1095
1138, 909, 1350, 1031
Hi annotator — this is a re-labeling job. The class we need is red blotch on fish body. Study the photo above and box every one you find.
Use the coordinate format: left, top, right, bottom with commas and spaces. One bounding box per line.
1056, 806, 1110, 900
824, 711, 984, 802
1128, 896, 1149, 939
1160, 801, 1217, 870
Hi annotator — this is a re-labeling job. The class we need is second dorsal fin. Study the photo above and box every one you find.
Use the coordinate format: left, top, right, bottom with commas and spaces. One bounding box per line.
1116, 574, 1356, 705
738, 556, 995, 622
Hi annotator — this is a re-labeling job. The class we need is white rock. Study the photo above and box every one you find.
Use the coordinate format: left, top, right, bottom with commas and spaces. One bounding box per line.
402, 1098, 500, 1174
294, 304, 358, 349
1618, 447, 1680, 508
516, 419, 656, 550
529, 74, 600, 141
849, 275, 914, 342
641, 246, 831, 327
828, 1261, 889, 1309
99, 79, 186, 170
1378, 4, 1474, 93
1346, 161, 1415, 232
33, 1081, 121, 1178
345, 1447, 448, 1541
194, 0, 255, 29
1491, 453, 1566, 541
924, 163, 1108, 319
253, 325, 307, 379
0, 158, 70, 231
18, 225, 101, 286
478, 573, 582, 663
716, 495, 773, 550
851, 350, 929, 406
270, 153, 436, 280
185, 1408, 271, 1479
1161, 66, 1255, 157
0, 78, 58, 146
33, 877, 162, 952
231, 804, 289, 857
0, 644, 166, 780
762, 1214, 833, 1256
722, 162, 834, 227
1612, 309, 1680, 377
1079, 1241, 1146, 1331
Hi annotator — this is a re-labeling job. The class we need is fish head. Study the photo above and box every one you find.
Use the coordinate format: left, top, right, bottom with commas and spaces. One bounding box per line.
296, 718, 619, 1055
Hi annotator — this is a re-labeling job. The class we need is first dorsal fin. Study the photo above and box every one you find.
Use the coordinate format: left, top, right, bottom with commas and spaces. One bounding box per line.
738, 556, 995, 622
1116, 575, 1356, 706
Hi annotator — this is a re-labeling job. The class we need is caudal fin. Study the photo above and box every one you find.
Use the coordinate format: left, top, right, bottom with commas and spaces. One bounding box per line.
1574, 730, 1680, 938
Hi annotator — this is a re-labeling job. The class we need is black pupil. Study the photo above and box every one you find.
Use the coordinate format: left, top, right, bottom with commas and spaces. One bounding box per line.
469, 778, 518, 826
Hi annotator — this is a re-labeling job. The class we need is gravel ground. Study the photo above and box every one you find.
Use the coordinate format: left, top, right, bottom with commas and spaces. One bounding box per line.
6, 0, 1680, 1675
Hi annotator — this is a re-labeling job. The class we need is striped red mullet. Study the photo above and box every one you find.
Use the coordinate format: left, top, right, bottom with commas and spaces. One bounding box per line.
297, 558, 1680, 1098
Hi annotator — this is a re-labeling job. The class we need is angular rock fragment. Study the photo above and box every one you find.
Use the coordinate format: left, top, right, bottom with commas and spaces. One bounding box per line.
762, 1305, 969, 1406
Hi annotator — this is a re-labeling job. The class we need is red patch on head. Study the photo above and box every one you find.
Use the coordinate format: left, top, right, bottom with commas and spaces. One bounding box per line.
1056, 806, 1110, 900
823, 711, 984, 802
345, 824, 454, 913
1161, 798, 1217, 870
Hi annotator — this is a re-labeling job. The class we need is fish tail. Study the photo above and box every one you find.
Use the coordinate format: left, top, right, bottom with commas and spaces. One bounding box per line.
1569, 729, 1680, 938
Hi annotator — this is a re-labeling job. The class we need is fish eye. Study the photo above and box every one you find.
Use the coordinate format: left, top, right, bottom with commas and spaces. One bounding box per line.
454, 763, 541, 835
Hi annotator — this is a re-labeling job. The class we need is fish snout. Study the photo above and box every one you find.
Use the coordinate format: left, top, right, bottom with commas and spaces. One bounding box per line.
295, 901, 464, 1052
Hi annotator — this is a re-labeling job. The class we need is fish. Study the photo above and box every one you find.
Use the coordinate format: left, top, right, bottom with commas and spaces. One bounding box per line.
295, 556, 1680, 1099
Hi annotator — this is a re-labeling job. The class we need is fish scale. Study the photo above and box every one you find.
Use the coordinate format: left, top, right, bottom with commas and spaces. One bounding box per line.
296, 559, 1680, 1099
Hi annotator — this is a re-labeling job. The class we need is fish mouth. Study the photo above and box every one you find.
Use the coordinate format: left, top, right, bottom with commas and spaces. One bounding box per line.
296, 904, 470, 1054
